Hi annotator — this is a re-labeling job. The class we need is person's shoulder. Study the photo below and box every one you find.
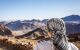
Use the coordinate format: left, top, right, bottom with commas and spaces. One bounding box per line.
68, 42, 79, 50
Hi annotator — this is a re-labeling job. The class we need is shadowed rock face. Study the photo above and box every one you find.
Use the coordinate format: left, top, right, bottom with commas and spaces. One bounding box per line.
0, 28, 12, 36
65, 23, 80, 34
0, 24, 12, 36
15, 28, 47, 39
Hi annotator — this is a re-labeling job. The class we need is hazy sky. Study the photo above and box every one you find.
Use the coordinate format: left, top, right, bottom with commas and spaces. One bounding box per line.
0, 0, 80, 21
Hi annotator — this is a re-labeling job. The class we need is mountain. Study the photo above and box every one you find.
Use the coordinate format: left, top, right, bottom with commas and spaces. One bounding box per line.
41, 19, 48, 24
4, 15, 80, 35
62, 15, 80, 34
6, 20, 23, 30
62, 15, 80, 21
6, 19, 46, 30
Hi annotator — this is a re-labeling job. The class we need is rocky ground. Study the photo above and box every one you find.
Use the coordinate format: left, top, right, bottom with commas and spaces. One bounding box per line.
0, 35, 79, 50
0, 36, 34, 50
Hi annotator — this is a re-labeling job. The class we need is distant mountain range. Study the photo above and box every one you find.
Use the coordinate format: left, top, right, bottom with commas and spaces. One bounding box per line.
62, 15, 80, 34
0, 15, 80, 35
62, 15, 80, 21
6, 19, 46, 31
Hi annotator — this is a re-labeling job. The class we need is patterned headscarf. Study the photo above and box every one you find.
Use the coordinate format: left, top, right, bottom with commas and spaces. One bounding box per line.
47, 18, 68, 50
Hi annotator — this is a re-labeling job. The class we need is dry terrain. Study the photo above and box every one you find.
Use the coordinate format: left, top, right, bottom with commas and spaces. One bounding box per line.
0, 30, 79, 50
0, 36, 79, 50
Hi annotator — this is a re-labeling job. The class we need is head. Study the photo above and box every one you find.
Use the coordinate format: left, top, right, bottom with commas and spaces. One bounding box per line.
47, 18, 66, 38
47, 18, 69, 50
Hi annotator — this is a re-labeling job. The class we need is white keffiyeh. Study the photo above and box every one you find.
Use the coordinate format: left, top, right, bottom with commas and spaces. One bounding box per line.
47, 18, 79, 50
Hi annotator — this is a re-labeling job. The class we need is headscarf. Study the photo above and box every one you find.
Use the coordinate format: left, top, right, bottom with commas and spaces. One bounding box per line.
47, 18, 68, 50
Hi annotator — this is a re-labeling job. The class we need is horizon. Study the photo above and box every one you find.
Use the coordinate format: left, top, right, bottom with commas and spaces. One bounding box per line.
0, 15, 75, 22
0, 14, 80, 22
0, 0, 80, 21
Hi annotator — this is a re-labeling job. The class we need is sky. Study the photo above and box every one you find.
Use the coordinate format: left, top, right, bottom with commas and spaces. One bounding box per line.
0, 0, 80, 21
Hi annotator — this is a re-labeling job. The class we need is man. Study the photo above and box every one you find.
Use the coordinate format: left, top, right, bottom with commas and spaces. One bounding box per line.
34, 18, 79, 50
